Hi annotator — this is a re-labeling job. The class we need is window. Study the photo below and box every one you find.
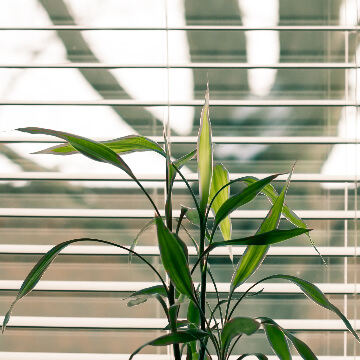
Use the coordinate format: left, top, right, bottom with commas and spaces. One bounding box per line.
0, 0, 359, 358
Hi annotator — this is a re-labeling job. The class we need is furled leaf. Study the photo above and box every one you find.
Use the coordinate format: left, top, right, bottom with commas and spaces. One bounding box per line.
129, 329, 209, 360
129, 218, 156, 264
197, 84, 213, 213
237, 354, 268, 360
155, 217, 195, 300
209, 164, 232, 241
262, 321, 291, 360
221, 317, 260, 357
34, 134, 166, 157
17, 127, 135, 179
258, 318, 317, 360
214, 173, 280, 232
231, 170, 293, 290
263, 275, 360, 342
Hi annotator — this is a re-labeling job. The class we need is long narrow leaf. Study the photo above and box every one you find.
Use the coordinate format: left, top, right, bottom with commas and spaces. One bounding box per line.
155, 217, 195, 300
221, 317, 260, 357
262, 321, 292, 360
231, 169, 293, 290
258, 317, 317, 360
197, 83, 213, 213
17, 127, 135, 178
169, 149, 197, 189
2, 237, 167, 332
209, 164, 232, 241
129, 329, 209, 360
263, 275, 360, 342
214, 173, 280, 232
34, 134, 166, 157
242, 176, 323, 261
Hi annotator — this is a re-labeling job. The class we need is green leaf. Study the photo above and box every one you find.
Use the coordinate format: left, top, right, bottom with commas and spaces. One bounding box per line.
17, 127, 135, 179
214, 173, 280, 233
258, 318, 317, 360
183, 205, 201, 227
187, 298, 201, 353
242, 176, 323, 261
34, 134, 166, 157
209, 164, 232, 241
129, 218, 156, 264
128, 284, 167, 299
202, 228, 311, 258
197, 84, 213, 213
263, 275, 360, 342
221, 317, 260, 357
237, 354, 268, 360
262, 321, 291, 360
231, 169, 293, 290
129, 329, 209, 360
155, 217, 195, 300
2, 237, 165, 333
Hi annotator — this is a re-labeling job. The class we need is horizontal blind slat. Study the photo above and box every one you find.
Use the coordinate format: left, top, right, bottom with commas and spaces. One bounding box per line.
0, 100, 356, 106
0, 245, 356, 257
2, 316, 359, 331
0, 281, 358, 294
0, 172, 357, 182
0, 136, 357, 144
0, 209, 356, 219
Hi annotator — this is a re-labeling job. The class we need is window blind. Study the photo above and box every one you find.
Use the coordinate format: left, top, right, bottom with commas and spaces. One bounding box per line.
0, 0, 359, 359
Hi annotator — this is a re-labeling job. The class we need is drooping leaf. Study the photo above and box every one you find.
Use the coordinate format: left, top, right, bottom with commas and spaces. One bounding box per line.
164, 320, 190, 331
258, 318, 317, 360
2, 237, 165, 332
237, 354, 268, 360
129, 329, 209, 360
183, 205, 201, 227
209, 164, 232, 241
231, 169, 293, 290
128, 285, 167, 299
262, 320, 292, 360
155, 216, 195, 300
214, 173, 280, 233
17, 127, 135, 179
197, 83, 213, 213
34, 134, 166, 157
129, 218, 156, 264
221, 317, 260, 357
263, 275, 360, 342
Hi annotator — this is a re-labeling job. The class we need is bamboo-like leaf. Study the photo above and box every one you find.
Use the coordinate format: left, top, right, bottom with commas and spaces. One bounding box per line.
221, 317, 260, 357
258, 318, 317, 360
231, 170, 293, 290
34, 134, 166, 157
263, 275, 360, 342
197, 84, 213, 213
214, 174, 280, 232
2, 238, 166, 333
183, 206, 201, 227
262, 321, 291, 360
209, 164, 232, 241
127, 284, 168, 306
201, 228, 310, 259
129, 329, 209, 360
237, 354, 268, 360
17, 127, 135, 178
155, 216, 195, 300
129, 218, 156, 264
242, 176, 323, 261
187, 298, 201, 353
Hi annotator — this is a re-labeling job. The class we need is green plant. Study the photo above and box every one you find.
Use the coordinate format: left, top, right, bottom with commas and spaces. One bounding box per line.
2, 86, 359, 360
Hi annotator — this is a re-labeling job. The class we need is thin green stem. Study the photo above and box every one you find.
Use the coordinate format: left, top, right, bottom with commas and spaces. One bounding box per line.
132, 177, 161, 217
207, 268, 224, 328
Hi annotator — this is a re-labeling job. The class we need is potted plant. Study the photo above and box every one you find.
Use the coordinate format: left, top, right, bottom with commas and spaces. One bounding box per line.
3, 85, 359, 360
